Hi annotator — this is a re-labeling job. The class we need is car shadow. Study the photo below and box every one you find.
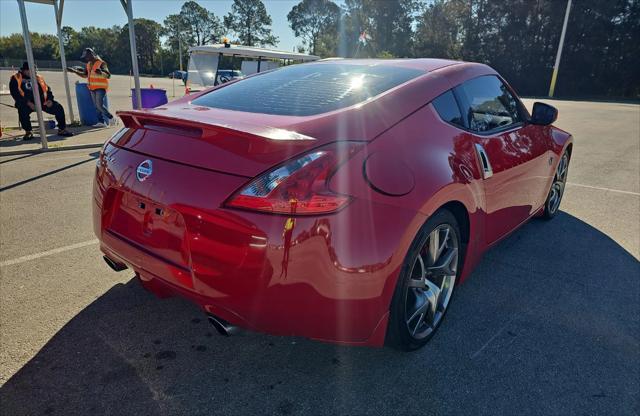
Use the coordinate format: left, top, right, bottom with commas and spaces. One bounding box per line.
1, 212, 638, 416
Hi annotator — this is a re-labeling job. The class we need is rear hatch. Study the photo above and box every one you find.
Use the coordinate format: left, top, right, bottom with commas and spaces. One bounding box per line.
102, 107, 327, 289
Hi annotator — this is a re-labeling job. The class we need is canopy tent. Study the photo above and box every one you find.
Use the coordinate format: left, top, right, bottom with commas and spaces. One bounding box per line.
187, 44, 319, 89
188, 44, 320, 62
16, 0, 142, 150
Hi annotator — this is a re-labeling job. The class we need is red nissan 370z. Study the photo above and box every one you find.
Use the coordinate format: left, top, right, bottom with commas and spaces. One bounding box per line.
94, 59, 572, 350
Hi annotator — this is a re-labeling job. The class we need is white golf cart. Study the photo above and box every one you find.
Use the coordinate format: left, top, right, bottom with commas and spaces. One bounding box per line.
186, 44, 320, 91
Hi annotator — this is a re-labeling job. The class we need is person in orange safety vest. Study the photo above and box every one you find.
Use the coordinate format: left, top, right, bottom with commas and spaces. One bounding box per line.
9, 61, 74, 141
68, 48, 115, 127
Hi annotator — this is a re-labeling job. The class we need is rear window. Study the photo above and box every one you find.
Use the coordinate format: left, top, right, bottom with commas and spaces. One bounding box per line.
192, 64, 424, 116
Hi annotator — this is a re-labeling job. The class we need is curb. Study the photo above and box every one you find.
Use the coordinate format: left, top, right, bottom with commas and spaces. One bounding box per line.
0, 142, 103, 157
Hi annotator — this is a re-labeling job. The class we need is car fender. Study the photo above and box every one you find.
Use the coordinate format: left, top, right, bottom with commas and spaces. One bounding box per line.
540, 126, 574, 192
552, 128, 573, 156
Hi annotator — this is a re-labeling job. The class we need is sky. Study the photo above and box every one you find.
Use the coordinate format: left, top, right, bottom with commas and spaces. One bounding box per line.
0, 0, 304, 52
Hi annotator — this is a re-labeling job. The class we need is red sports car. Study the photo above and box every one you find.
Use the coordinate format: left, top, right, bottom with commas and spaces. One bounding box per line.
94, 59, 572, 350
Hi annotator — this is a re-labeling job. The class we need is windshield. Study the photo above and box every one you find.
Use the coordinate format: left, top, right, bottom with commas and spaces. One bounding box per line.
192, 63, 424, 116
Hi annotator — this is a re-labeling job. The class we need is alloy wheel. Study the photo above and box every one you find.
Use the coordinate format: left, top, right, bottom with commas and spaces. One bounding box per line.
548, 153, 569, 215
404, 224, 459, 340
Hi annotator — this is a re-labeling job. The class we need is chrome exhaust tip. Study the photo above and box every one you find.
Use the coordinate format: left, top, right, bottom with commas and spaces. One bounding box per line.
207, 314, 239, 336
103, 255, 127, 272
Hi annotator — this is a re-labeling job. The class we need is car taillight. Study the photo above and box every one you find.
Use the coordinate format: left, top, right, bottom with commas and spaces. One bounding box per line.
225, 142, 364, 215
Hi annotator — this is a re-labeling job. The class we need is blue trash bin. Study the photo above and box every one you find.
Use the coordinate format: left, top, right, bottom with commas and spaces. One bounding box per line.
132, 88, 168, 109
75, 82, 109, 126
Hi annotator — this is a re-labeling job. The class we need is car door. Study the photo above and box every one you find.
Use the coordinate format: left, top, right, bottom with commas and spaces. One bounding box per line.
454, 75, 550, 244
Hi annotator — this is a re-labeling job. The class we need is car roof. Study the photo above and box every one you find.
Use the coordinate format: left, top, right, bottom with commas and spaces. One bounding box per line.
159, 58, 496, 142
314, 58, 465, 73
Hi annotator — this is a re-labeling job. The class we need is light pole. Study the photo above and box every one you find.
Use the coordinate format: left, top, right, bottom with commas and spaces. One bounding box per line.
548, 0, 572, 98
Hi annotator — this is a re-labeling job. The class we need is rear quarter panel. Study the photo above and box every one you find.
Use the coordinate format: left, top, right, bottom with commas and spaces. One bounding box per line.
329, 101, 488, 295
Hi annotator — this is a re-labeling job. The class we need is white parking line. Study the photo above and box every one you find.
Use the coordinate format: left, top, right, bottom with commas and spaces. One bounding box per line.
0, 239, 99, 267
566, 182, 640, 196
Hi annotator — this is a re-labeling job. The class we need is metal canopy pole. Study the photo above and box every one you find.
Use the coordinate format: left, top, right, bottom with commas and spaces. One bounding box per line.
53, 0, 74, 123
178, 20, 183, 72
17, 0, 48, 149
214, 52, 222, 86
121, 0, 142, 109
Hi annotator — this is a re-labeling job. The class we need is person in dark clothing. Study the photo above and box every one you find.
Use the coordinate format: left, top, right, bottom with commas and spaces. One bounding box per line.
9, 62, 73, 141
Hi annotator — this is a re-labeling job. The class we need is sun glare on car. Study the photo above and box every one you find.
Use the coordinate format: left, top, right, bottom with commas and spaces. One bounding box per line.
349, 74, 366, 90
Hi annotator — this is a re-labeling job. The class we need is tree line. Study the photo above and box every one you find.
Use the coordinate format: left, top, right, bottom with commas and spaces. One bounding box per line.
0, 0, 637, 99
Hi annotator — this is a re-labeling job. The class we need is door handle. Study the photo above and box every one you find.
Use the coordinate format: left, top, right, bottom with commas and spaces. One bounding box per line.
474, 143, 493, 179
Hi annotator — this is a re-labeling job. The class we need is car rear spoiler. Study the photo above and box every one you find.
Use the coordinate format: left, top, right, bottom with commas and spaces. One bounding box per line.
117, 110, 316, 143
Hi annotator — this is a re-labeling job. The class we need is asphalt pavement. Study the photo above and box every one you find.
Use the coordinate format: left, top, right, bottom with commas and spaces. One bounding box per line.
0, 99, 638, 415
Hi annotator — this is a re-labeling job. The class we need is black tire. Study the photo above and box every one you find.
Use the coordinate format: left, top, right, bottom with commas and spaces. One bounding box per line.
386, 209, 461, 351
542, 151, 570, 220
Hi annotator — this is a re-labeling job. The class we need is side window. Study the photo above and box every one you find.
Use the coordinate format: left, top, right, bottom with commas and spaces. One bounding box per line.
458, 75, 522, 133
432, 90, 464, 127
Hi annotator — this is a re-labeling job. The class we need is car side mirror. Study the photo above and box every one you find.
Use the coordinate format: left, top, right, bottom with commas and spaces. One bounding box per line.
530, 102, 558, 126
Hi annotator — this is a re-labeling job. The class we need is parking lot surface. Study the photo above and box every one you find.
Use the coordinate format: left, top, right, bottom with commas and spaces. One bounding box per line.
0, 99, 638, 415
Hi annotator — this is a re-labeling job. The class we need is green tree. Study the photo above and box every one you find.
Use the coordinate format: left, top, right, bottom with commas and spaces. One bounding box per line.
368, 0, 417, 57
161, 14, 191, 70
117, 19, 163, 75
342, 0, 370, 57
413, 0, 639, 98
555, 0, 639, 97
75, 26, 121, 64
0, 34, 29, 61
224, 0, 278, 47
414, 0, 465, 59
174, 1, 223, 46
0, 32, 60, 61
287, 0, 340, 56
61, 26, 82, 59
163, 1, 223, 71
163, 13, 191, 49
342, 0, 417, 58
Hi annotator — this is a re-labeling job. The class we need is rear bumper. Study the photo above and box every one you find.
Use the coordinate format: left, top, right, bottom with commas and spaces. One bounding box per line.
95, 200, 410, 346
93, 150, 424, 346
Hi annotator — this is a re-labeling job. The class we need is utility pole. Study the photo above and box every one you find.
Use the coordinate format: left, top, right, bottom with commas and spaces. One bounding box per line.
549, 0, 572, 97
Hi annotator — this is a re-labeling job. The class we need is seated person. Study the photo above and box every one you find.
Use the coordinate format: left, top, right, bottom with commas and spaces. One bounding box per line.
9, 61, 73, 141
